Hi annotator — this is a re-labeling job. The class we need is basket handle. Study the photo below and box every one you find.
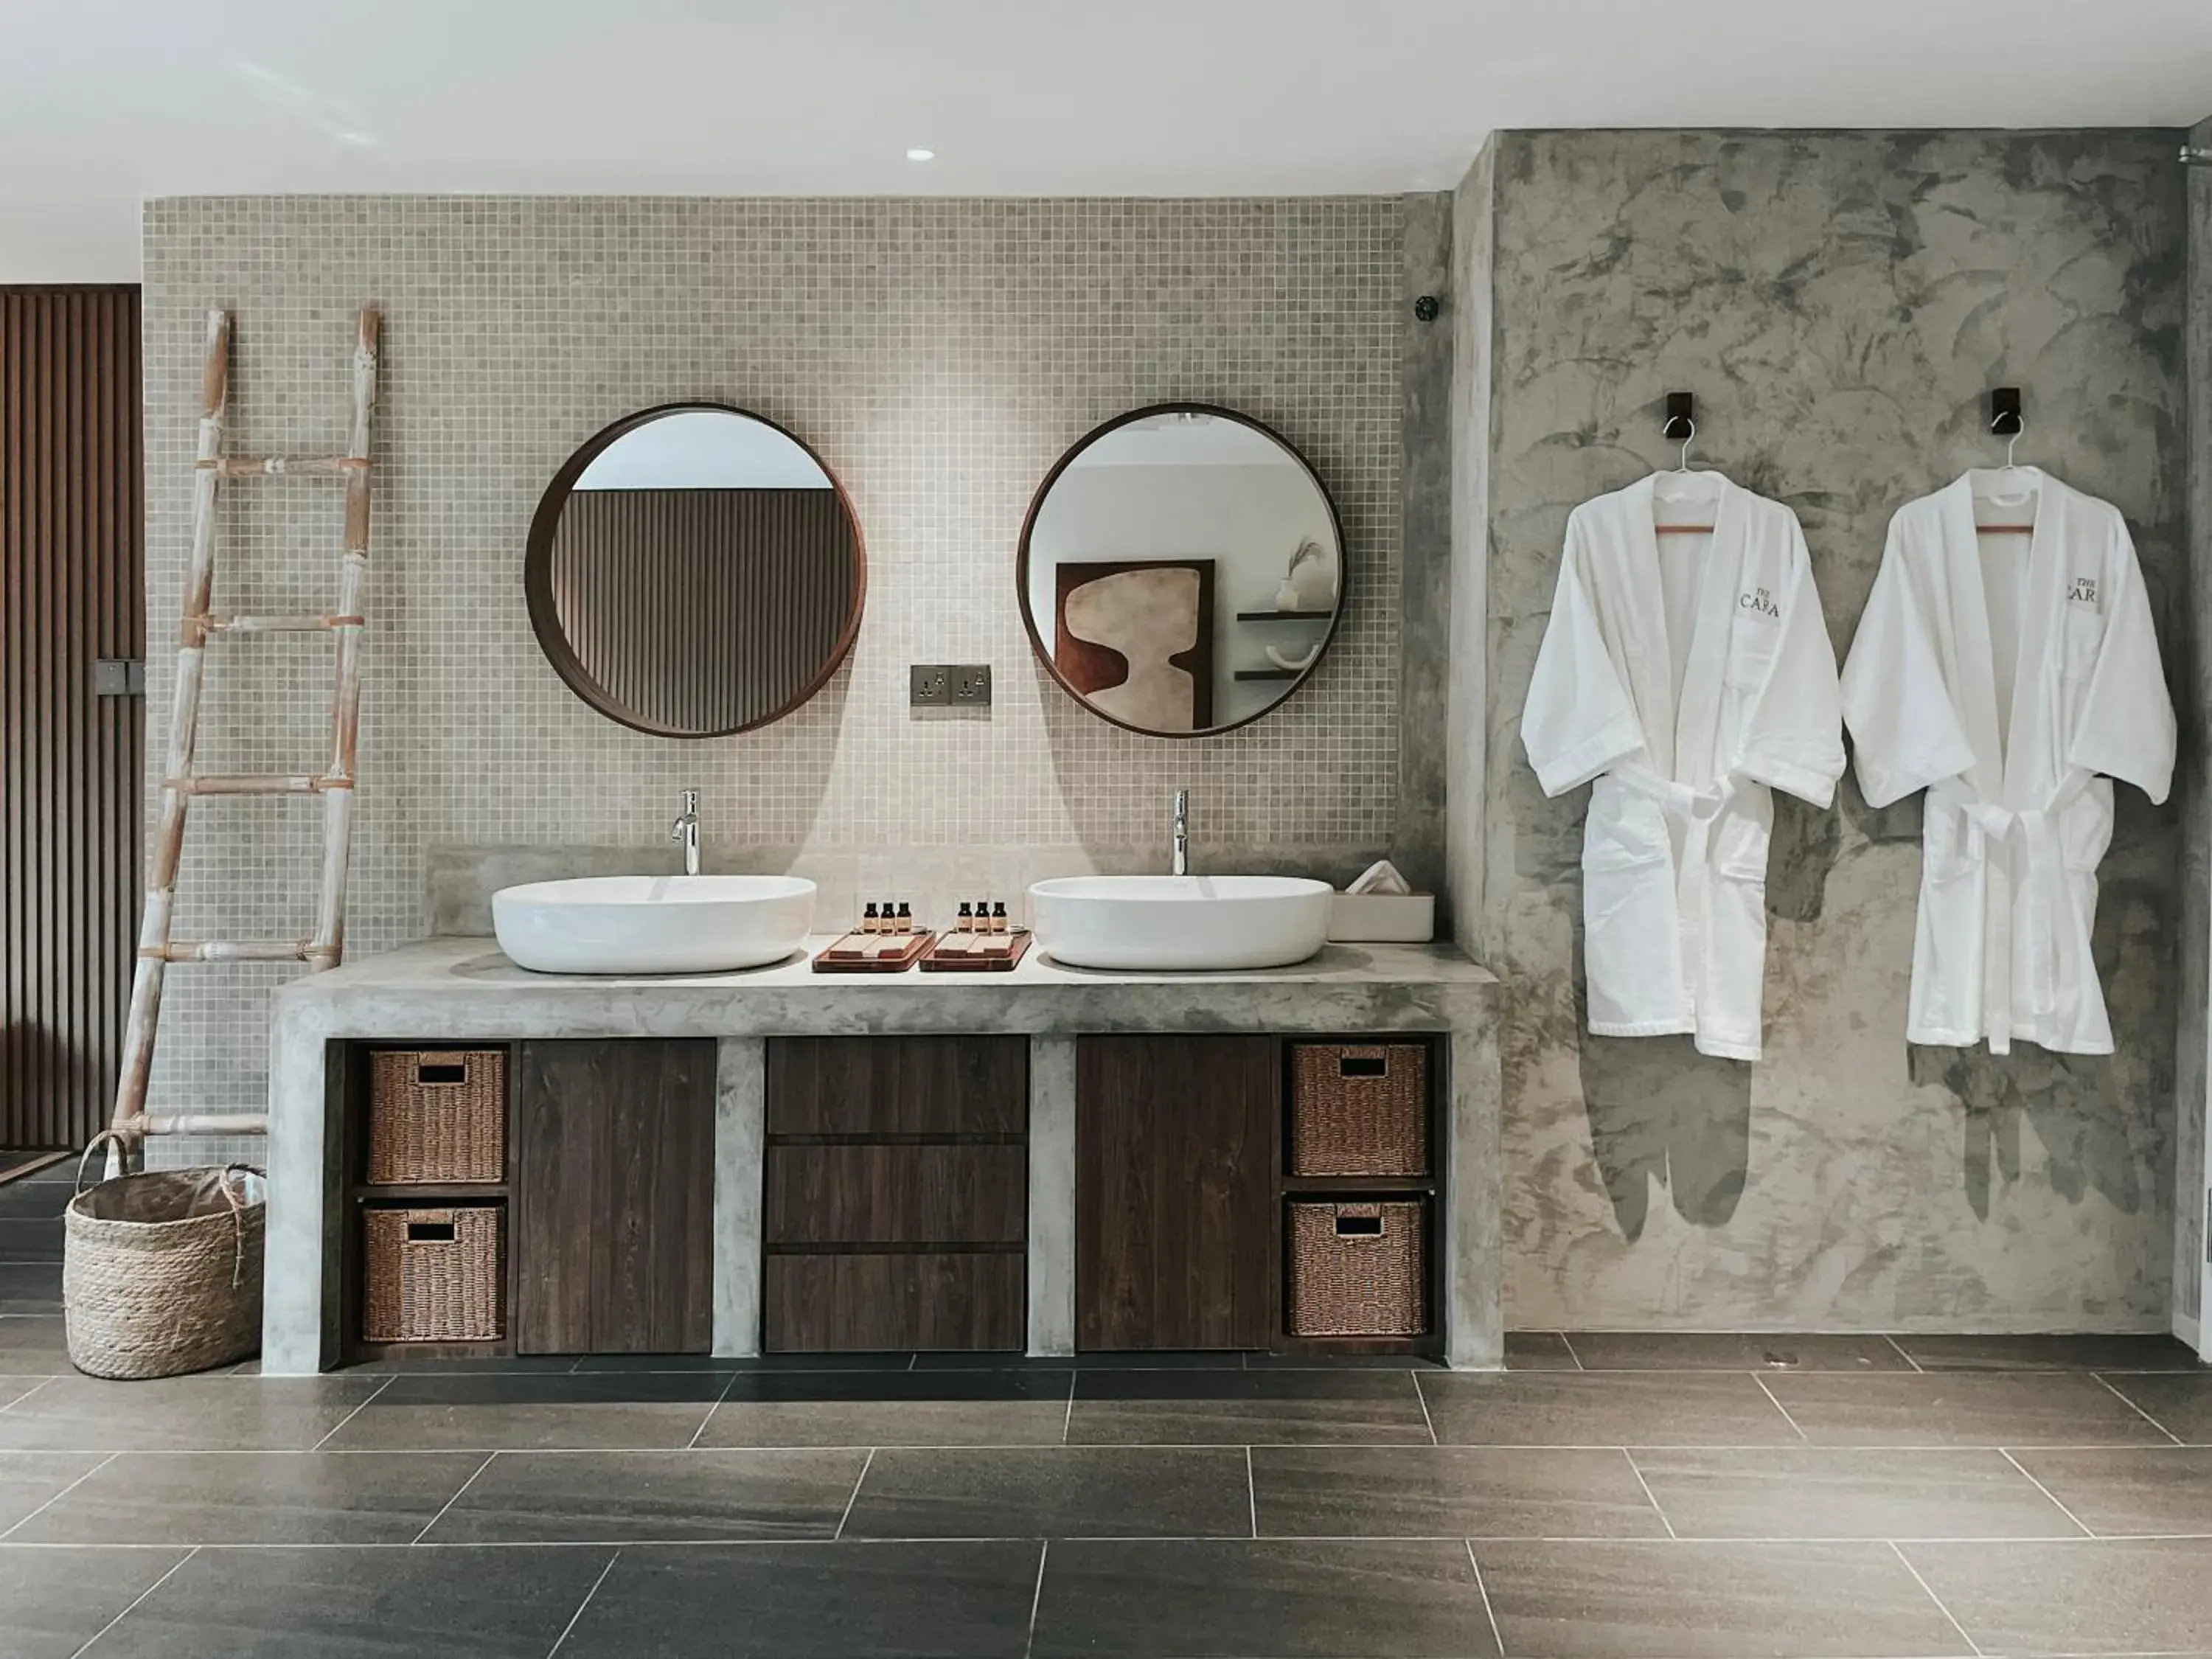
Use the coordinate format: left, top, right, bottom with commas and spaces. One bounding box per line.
1339, 1053, 1388, 1079
74, 1130, 131, 1196
1334, 1211, 1385, 1239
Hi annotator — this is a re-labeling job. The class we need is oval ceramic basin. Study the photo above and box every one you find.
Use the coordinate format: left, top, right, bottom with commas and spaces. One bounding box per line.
492, 874, 816, 974
1029, 874, 1333, 971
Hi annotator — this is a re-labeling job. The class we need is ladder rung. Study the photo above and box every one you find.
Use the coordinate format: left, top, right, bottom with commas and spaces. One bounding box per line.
147, 939, 312, 963
205, 455, 369, 476
168, 774, 353, 796
201, 612, 364, 636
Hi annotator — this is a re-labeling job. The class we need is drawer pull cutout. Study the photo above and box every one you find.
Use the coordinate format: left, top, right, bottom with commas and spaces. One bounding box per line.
417, 1062, 467, 1085
406, 1220, 456, 1243
1335, 1213, 1384, 1238
1338, 1054, 1388, 1078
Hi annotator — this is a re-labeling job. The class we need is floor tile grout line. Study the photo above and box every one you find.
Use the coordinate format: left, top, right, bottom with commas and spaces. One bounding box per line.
2091, 1374, 2186, 1445
1885, 1335, 1927, 1374
833, 1447, 875, 1540
1888, 1538, 1984, 1658
1061, 1371, 1077, 1444
1021, 1539, 1048, 1659
1555, 1332, 1587, 1372
1748, 1372, 1810, 1443
0, 1374, 58, 1415
1996, 1447, 2097, 1538
0, 1450, 118, 1542
544, 1546, 621, 1658
307, 1374, 393, 1452
1411, 1370, 1439, 1444
408, 1451, 497, 1545
684, 1366, 742, 1452
1464, 1538, 1509, 1658
1244, 1445, 1258, 1537
66, 1543, 198, 1659
1618, 1448, 1678, 1540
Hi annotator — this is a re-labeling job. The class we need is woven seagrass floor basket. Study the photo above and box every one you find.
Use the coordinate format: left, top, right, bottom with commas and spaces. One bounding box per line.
61, 1134, 266, 1380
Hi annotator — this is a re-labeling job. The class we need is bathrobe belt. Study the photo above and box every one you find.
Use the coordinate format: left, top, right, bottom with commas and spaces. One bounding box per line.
1933, 771, 2091, 1055
1611, 767, 1740, 1020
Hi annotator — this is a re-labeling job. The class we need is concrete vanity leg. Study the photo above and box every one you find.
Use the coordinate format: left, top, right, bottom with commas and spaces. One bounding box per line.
1444, 1021, 1504, 1370
1028, 1035, 1077, 1357
713, 1037, 767, 1357
262, 1010, 336, 1376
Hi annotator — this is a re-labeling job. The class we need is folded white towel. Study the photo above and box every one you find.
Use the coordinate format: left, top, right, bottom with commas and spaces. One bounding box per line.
1345, 858, 1413, 896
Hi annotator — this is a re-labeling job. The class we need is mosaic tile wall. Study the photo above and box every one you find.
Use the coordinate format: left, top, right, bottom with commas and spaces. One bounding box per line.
138, 195, 1407, 1129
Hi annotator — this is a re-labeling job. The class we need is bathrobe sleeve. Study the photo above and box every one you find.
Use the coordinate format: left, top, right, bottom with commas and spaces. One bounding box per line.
1841, 515, 1977, 810
1733, 524, 1846, 809
2069, 518, 2176, 805
1521, 514, 1648, 798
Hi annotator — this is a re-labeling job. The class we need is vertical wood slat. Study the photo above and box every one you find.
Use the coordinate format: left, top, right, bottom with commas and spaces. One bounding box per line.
0, 286, 143, 1150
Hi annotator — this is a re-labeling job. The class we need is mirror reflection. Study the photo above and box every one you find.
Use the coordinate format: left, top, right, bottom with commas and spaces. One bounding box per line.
526, 405, 864, 738
1019, 406, 1344, 737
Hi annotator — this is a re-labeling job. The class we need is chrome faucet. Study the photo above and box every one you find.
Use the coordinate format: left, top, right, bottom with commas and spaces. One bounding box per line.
1170, 789, 1190, 877
670, 788, 700, 877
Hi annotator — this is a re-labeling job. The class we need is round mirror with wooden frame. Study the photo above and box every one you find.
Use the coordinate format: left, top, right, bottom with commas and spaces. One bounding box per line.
1016, 403, 1346, 739
525, 402, 866, 739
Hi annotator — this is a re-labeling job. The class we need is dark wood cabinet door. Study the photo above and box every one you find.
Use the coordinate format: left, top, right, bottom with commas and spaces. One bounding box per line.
766, 1034, 1027, 1135
765, 1253, 1024, 1352
512, 1039, 716, 1354
1077, 1034, 1277, 1351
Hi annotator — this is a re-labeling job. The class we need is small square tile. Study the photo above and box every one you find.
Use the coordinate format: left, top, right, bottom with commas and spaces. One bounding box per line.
1475, 1540, 1970, 1658
422, 1447, 867, 1542
1252, 1445, 1666, 1537
841, 1446, 1253, 1538
1760, 1374, 2177, 1447
1628, 1447, 2081, 1539
554, 1540, 1043, 1659
1903, 1538, 2212, 1655
1032, 1539, 1498, 1658
10, 1450, 487, 1545
1067, 1368, 1431, 1444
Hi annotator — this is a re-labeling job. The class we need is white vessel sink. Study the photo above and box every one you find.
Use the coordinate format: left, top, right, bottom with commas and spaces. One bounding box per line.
1029, 874, 1333, 971
492, 874, 816, 974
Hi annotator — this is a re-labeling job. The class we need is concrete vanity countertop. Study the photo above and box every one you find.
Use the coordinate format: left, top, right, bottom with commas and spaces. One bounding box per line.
263, 936, 1503, 1377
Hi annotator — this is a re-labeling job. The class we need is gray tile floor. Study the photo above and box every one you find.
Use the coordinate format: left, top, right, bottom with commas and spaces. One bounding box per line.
2, 1164, 2209, 1657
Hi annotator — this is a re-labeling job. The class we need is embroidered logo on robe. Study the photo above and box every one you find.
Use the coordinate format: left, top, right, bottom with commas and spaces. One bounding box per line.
2067, 576, 2099, 608
1737, 586, 1781, 621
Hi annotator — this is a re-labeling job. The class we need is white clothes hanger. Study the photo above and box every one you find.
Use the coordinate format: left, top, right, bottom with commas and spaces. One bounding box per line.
1975, 394, 2037, 536
1652, 411, 1719, 534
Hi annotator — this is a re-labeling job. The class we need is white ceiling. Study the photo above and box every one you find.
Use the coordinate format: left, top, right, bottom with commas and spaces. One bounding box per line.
5, 0, 2210, 279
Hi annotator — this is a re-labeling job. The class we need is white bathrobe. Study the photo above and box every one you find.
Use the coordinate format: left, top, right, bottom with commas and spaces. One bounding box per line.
1523, 473, 1846, 1061
1840, 468, 2174, 1055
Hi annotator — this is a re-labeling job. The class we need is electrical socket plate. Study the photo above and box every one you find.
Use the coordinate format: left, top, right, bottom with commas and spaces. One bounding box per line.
909, 664, 950, 706
952, 664, 992, 705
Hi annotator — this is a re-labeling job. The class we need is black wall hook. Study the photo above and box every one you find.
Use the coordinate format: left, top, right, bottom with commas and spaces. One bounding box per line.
1662, 392, 1694, 441
1989, 387, 2023, 437
1412, 295, 1440, 323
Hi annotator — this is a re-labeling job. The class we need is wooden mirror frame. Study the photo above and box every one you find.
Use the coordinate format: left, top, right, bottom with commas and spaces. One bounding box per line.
1014, 402, 1348, 740
524, 400, 868, 740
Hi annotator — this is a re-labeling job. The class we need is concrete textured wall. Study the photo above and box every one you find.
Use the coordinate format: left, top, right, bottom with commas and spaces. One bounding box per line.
1472, 130, 2189, 1331
139, 195, 1416, 1132
2181, 115, 2212, 1338
1446, 142, 1497, 962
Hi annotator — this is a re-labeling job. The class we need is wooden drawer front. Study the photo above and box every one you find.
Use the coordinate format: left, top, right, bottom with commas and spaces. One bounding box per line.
765, 1252, 1024, 1352
766, 1144, 1026, 1246
766, 1035, 1027, 1136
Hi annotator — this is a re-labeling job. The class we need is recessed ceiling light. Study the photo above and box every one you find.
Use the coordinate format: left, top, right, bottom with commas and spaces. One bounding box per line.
906, 147, 935, 162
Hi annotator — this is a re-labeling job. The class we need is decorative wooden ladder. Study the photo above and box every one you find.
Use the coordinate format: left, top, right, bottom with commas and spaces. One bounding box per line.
108, 307, 380, 1155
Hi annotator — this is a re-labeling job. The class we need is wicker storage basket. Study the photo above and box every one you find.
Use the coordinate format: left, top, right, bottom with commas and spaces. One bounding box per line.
1288, 1043, 1429, 1177
62, 1138, 266, 1380
366, 1049, 505, 1185
362, 1206, 504, 1343
1286, 1199, 1428, 1337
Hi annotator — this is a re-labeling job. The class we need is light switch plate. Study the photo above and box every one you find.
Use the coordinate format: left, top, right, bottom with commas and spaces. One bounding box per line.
93, 658, 145, 697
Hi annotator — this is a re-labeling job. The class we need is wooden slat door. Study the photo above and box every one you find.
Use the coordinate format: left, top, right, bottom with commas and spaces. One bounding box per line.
1077, 1034, 1278, 1350
511, 1039, 716, 1353
0, 287, 142, 1150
